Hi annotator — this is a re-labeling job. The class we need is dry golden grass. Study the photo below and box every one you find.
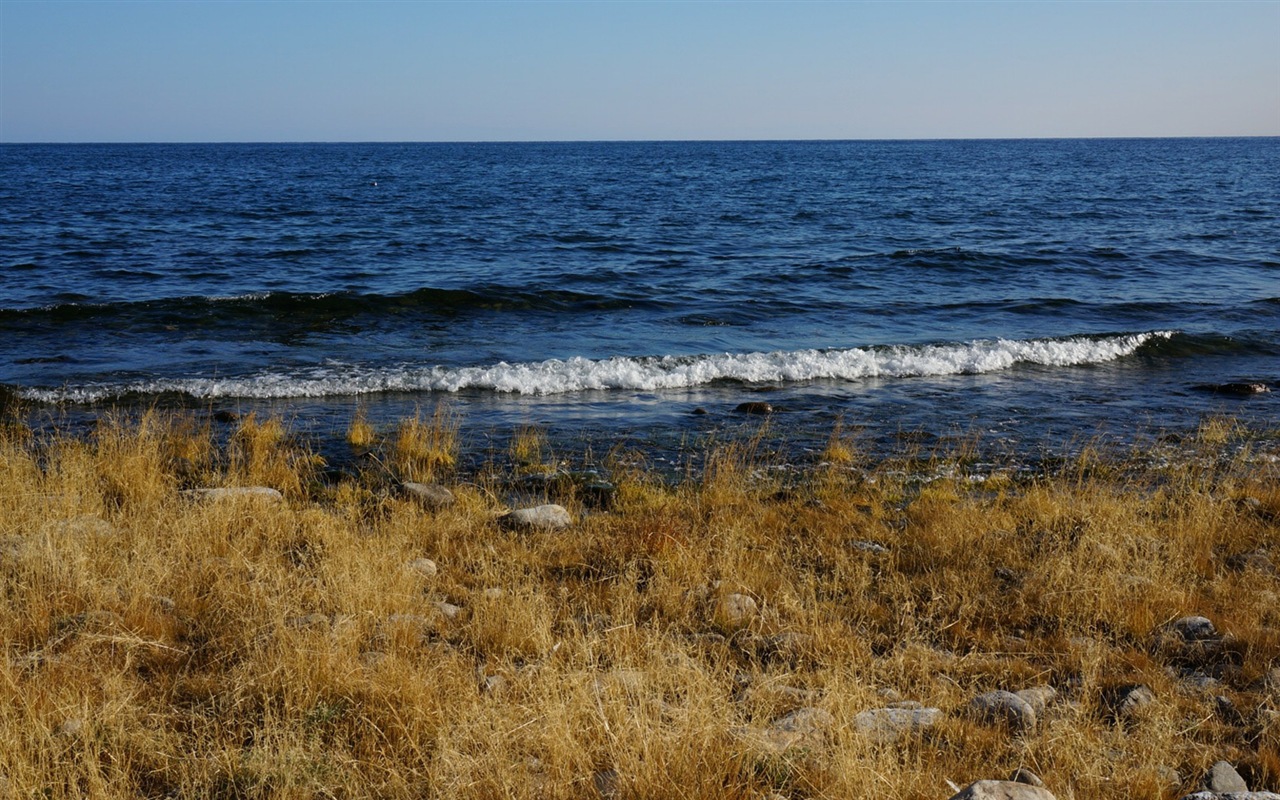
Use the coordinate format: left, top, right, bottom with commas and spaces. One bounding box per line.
0, 412, 1277, 799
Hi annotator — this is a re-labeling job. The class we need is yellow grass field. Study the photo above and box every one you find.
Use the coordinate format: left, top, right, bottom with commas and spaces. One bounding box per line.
1, 411, 1277, 799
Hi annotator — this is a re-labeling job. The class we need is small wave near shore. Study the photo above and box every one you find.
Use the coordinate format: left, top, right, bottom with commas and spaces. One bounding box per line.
17, 331, 1172, 403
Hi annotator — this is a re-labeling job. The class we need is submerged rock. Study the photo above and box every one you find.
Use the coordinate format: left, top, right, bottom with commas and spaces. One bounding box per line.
1193, 382, 1270, 395
734, 401, 774, 415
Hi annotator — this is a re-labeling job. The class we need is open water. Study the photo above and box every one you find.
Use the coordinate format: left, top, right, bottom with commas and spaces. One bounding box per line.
1, 139, 1277, 466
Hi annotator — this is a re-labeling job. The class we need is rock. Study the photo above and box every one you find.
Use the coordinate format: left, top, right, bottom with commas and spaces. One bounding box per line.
967, 690, 1037, 732
593, 768, 620, 799
1107, 683, 1156, 721
947, 780, 1057, 800
714, 593, 758, 627
285, 613, 330, 631
1177, 788, 1280, 793
691, 407, 708, 415
758, 632, 815, 664
853, 706, 943, 742
45, 515, 115, 538
1014, 686, 1058, 717
1194, 382, 1270, 395
1171, 616, 1219, 642
480, 674, 508, 695
734, 401, 773, 415
1205, 761, 1249, 793
1225, 550, 1275, 574
56, 718, 86, 738
500, 504, 573, 531
434, 601, 463, 621
401, 482, 455, 509
1009, 769, 1045, 787
406, 558, 438, 578
759, 706, 834, 752
1179, 795, 1280, 800
182, 486, 283, 502
849, 540, 890, 554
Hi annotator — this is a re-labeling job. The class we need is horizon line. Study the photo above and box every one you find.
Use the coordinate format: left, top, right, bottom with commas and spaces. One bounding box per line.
3, 134, 1279, 146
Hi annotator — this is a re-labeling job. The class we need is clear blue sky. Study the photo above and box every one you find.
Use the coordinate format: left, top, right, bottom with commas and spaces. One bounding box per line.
2, 0, 1277, 142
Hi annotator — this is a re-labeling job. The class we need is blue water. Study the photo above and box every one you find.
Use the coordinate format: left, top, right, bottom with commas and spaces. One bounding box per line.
1, 139, 1277, 463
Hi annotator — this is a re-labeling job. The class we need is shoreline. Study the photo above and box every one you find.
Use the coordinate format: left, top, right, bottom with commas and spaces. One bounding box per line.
1, 412, 1277, 798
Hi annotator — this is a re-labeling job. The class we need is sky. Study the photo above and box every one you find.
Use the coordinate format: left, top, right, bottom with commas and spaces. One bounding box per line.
1, 0, 1277, 142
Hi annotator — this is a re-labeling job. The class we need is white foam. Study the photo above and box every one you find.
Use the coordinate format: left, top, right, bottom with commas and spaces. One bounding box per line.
19, 331, 1173, 403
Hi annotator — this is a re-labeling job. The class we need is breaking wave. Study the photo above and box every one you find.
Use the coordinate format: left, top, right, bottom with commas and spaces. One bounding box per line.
18, 331, 1174, 404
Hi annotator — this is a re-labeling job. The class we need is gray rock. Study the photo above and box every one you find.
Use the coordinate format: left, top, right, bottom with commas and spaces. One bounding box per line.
405, 557, 438, 578
1009, 769, 1046, 788
1110, 683, 1156, 721
947, 780, 1057, 800
849, 540, 890, 554
769, 707, 834, 735
1171, 615, 1218, 642
500, 504, 573, 531
401, 482, 455, 509
56, 718, 86, 738
183, 486, 283, 502
1014, 686, 1058, 716
1205, 761, 1249, 793
715, 593, 758, 627
1225, 550, 1275, 574
434, 601, 463, 621
593, 768, 620, 799
1177, 788, 1280, 793
285, 613, 331, 631
45, 515, 115, 538
968, 690, 1038, 732
853, 706, 943, 742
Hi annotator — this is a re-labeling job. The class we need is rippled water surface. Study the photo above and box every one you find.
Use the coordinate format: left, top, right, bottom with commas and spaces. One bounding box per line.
2, 139, 1277, 461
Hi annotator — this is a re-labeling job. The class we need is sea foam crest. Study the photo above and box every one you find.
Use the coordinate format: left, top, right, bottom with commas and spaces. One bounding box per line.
20, 331, 1171, 403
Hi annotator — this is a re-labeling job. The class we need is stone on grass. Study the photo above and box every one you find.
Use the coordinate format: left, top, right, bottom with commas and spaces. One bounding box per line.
434, 601, 463, 621
1204, 761, 1249, 793
45, 515, 115, 539
1107, 683, 1156, 721
500, 504, 573, 531
751, 707, 834, 753
968, 690, 1037, 733
714, 593, 758, 627
1177, 788, 1280, 793
401, 482, 455, 509
183, 486, 283, 502
853, 706, 943, 742
1014, 686, 1058, 716
406, 558, 438, 578
947, 780, 1057, 800
1171, 615, 1218, 641
1009, 769, 1046, 788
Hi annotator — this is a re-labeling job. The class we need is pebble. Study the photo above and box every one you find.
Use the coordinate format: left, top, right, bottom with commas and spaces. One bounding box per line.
947, 780, 1057, 800
500, 504, 573, 531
